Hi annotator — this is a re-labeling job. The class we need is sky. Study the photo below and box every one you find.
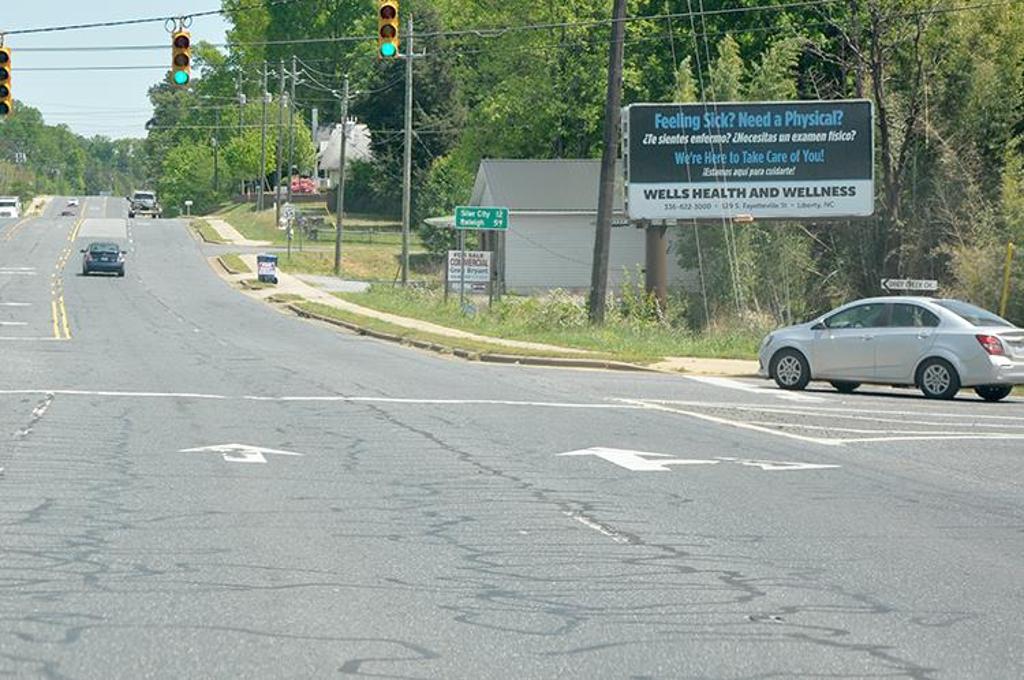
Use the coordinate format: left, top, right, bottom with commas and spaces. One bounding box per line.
7, 1, 230, 139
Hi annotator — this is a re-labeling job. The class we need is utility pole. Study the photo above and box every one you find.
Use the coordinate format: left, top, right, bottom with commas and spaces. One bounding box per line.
258, 62, 269, 211
400, 14, 414, 287
237, 69, 245, 197
274, 58, 286, 229
588, 0, 627, 324
286, 54, 297, 205
212, 109, 220, 193
334, 76, 349, 277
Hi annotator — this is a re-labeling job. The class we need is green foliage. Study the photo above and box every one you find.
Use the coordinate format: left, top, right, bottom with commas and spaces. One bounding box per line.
131, 0, 1024, 329
0, 102, 143, 198
159, 140, 218, 216
414, 154, 474, 255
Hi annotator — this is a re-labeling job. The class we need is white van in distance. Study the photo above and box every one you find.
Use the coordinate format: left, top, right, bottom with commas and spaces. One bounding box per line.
0, 196, 21, 218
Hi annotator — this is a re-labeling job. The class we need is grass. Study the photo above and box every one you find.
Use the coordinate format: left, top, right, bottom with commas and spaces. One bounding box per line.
334, 286, 765, 363
267, 293, 305, 304
275, 247, 435, 282
192, 219, 226, 244
213, 203, 431, 282
219, 253, 250, 274
216, 202, 403, 246
295, 301, 609, 360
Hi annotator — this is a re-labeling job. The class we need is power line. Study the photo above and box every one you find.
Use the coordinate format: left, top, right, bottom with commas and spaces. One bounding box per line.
3, 0, 301, 36
13, 0, 1018, 63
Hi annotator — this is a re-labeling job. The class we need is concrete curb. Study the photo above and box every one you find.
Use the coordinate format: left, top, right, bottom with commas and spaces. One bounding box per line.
216, 255, 245, 276
285, 303, 659, 373
193, 221, 227, 245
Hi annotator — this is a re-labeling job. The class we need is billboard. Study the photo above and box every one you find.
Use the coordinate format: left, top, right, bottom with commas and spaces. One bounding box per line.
624, 100, 874, 221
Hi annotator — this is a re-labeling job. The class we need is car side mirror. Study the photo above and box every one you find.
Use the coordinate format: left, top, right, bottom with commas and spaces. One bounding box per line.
79, 249, 87, 253
121, 250, 128, 255
811, 321, 826, 331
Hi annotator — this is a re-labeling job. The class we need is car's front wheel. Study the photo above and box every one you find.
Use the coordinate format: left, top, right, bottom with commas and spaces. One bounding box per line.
917, 358, 960, 400
771, 349, 811, 391
830, 381, 860, 394
974, 385, 1012, 402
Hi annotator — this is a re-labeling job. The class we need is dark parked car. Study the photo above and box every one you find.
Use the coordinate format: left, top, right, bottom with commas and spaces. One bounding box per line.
81, 242, 126, 277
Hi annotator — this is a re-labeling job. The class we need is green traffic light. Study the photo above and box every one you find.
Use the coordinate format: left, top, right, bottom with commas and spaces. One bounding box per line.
173, 70, 190, 86
380, 42, 397, 58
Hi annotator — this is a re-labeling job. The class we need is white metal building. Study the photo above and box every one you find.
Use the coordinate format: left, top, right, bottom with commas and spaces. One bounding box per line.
317, 120, 373, 189
466, 159, 685, 294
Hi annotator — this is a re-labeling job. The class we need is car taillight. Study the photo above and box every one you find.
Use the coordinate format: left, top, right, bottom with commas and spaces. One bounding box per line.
976, 334, 1005, 356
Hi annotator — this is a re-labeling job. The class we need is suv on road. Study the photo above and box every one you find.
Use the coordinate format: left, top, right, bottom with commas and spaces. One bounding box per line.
128, 190, 161, 219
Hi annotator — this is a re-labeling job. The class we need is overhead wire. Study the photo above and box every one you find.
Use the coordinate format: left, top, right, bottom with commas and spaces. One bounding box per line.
2, 0, 302, 36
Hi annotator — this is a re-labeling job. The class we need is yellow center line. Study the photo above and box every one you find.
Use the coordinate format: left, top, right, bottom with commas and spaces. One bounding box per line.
51, 300, 61, 339
58, 297, 71, 339
1, 216, 33, 242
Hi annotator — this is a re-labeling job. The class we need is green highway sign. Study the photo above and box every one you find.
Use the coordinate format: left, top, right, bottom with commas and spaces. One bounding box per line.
454, 206, 509, 231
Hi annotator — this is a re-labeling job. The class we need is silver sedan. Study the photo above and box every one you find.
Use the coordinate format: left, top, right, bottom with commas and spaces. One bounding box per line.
758, 297, 1024, 401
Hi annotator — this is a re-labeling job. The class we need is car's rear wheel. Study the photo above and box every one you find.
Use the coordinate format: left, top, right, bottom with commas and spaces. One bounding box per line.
117, 268, 125, 278
771, 349, 811, 391
917, 358, 960, 400
830, 381, 860, 394
974, 385, 1012, 402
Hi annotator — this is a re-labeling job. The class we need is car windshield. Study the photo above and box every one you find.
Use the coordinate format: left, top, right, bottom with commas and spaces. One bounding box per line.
89, 243, 119, 253
0, 199, 16, 207
134, 193, 155, 201
935, 299, 1015, 327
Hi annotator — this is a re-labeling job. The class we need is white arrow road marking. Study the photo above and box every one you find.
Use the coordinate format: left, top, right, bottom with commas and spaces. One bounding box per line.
558, 447, 721, 472
715, 457, 841, 471
179, 443, 305, 464
559, 448, 840, 472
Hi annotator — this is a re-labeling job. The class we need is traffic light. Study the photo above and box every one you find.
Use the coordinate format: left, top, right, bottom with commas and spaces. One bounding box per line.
0, 47, 12, 118
171, 31, 191, 87
378, 1, 400, 58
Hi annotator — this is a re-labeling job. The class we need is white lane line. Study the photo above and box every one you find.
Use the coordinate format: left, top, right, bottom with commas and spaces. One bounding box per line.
0, 322, 28, 326
640, 400, 1024, 422
621, 399, 844, 447
244, 396, 647, 409
838, 434, 1024, 443
0, 337, 64, 341
746, 413, 1024, 431
744, 420, 1024, 435
686, 375, 825, 402
0, 271, 37, 276
0, 302, 32, 307
0, 389, 647, 410
0, 267, 36, 271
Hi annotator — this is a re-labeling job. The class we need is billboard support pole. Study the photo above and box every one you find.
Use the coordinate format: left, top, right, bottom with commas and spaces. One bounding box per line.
459, 230, 467, 308
644, 220, 668, 312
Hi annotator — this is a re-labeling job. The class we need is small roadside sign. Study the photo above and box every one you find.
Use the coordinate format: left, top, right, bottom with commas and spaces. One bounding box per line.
447, 250, 491, 294
454, 206, 509, 231
881, 278, 938, 293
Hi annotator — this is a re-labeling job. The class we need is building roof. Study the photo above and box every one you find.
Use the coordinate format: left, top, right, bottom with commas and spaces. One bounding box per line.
318, 121, 373, 171
471, 159, 624, 213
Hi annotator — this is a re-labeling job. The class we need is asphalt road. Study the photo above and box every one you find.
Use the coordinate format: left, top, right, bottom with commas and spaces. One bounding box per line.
1, 198, 1022, 679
